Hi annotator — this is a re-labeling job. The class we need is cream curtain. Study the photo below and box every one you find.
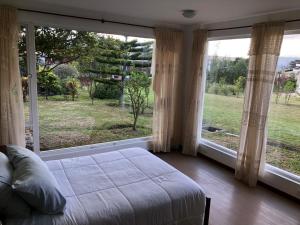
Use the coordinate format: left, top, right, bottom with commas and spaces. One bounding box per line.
0, 6, 25, 146
152, 28, 183, 153
235, 22, 285, 186
182, 29, 208, 156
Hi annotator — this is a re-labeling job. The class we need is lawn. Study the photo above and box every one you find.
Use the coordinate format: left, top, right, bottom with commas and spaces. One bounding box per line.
25, 89, 153, 150
24, 90, 299, 175
203, 93, 300, 175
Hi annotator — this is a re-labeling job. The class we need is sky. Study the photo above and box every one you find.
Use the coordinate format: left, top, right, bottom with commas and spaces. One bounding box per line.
99, 33, 154, 43
99, 32, 300, 58
208, 34, 300, 58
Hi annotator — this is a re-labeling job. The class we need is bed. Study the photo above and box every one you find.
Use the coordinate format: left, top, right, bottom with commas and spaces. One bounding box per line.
4, 147, 210, 225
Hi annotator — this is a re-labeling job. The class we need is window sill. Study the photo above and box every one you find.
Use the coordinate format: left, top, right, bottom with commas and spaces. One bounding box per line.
40, 136, 152, 161
198, 139, 300, 199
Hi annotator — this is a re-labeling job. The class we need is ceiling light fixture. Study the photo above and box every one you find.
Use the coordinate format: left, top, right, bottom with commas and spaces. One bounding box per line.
182, 9, 196, 19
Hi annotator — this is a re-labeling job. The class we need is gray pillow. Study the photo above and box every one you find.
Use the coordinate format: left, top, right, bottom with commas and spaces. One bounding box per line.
0, 152, 31, 218
6, 145, 66, 214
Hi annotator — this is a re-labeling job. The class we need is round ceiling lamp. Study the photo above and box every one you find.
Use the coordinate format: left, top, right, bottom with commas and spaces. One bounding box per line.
182, 9, 196, 18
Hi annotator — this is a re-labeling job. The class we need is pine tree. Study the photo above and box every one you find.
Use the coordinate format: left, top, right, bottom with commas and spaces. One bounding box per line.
89, 37, 153, 106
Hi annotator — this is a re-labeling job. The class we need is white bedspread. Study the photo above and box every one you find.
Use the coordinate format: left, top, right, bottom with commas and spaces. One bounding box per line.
5, 148, 206, 225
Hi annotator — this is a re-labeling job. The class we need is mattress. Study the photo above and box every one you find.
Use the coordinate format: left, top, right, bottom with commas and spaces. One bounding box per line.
5, 148, 206, 225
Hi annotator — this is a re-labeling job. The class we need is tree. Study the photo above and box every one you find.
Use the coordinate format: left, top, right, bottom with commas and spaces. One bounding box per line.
207, 56, 248, 85
19, 26, 98, 75
234, 76, 246, 97
283, 78, 297, 104
90, 38, 153, 106
125, 71, 151, 131
18, 26, 99, 101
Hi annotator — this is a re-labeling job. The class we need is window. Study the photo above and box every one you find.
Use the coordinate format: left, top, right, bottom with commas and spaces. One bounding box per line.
19, 26, 154, 151
202, 38, 250, 151
267, 34, 300, 176
202, 36, 300, 177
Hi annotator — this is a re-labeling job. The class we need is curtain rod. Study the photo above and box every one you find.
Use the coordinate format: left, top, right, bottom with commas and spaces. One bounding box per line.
18, 8, 155, 29
207, 18, 300, 32
19, 8, 300, 32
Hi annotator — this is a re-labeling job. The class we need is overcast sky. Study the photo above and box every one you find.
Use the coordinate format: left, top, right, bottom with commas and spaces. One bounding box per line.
101, 33, 299, 58
100, 33, 154, 43
208, 34, 300, 58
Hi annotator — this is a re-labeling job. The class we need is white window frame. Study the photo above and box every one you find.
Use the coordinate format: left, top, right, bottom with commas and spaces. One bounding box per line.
198, 30, 300, 199
25, 23, 40, 153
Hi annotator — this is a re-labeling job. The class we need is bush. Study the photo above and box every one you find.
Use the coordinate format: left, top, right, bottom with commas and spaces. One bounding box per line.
37, 71, 61, 99
64, 78, 80, 101
227, 85, 236, 95
208, 83, 220, 95
207, 83, 235, 96
54, 64, 79, 80
220, 85, 230, 96
93, 79, 121, 99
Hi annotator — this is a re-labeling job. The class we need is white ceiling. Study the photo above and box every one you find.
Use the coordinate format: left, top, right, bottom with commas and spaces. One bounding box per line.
4, 0, 300, 25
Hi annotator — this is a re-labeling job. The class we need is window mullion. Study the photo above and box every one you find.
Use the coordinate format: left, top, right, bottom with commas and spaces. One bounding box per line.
26, 23, 40, 154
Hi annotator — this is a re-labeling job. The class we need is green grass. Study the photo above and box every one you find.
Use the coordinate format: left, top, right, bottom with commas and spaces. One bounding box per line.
25, 90, 299, 175
203, 93, 300, 175
25, 89, 153, 150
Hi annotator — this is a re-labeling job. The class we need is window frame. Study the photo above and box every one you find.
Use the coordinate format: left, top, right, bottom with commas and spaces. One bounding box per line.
199, 30, 300, 199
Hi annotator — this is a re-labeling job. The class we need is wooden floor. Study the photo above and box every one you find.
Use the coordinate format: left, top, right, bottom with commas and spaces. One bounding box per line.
156, 152, 300, 225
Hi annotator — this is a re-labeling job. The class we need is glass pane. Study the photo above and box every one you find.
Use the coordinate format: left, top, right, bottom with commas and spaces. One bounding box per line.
35, 27, 154, 151
267, 34, 300, 176
19, 26, 34, 150
202, 38, 250, 150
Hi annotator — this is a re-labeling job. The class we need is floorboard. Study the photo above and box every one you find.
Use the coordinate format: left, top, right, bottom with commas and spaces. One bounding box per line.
156, 152, 300, 225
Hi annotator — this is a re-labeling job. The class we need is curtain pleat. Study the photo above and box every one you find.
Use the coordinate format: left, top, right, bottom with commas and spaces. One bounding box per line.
182, 29, 208, 156
0, 6, 25, 146
152, 28, 183, 153
235, 22, 285, 186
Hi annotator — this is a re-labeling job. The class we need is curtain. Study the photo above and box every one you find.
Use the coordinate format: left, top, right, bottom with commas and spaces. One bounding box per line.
152, 28, 183, 153
235, 22, 285, 186
182, 29, 208, 156
0, 6, 25, 147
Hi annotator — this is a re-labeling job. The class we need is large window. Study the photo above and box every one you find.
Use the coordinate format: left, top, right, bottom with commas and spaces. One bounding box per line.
202, 36, 300, 177
267, 34, 300, 176
202, 38, 250, 150
19, 26, 154, 151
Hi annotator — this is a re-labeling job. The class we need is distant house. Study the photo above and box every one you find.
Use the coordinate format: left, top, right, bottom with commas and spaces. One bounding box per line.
294, 70, 300, 94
